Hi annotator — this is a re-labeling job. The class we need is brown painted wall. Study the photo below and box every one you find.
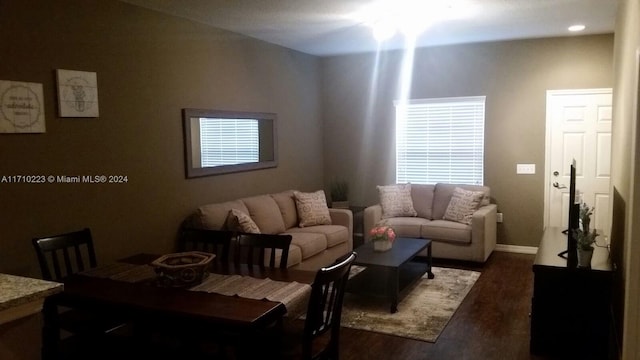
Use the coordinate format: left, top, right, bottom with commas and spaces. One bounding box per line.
611, 0, 640, 355
0, 0, 323, 275
321, 35, 614, 247
0, 1, 617, 275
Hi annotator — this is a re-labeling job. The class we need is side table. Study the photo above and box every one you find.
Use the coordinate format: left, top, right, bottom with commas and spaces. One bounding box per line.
349, 205, 366, 248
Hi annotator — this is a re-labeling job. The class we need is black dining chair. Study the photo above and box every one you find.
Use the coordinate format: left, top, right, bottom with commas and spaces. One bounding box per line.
32, 228, 127, 338
282, 251, 357, 360
33, 228, 97, 281
178, 228, 233, 263
235, 233, 292, 269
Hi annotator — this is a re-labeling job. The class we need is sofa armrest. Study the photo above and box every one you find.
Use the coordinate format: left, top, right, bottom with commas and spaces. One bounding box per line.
363, 204, 383, 242
329, 208, 353, 241
471, 204, 497, 261
180, 213, 201, 229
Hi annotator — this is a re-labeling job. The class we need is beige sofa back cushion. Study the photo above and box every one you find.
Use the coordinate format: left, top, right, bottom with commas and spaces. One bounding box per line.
228, 209, 261, 233
241, 195, 286, 234
432, 183, 491, 220
411, 184, 435, 219
271, 190, 298, 229
443, 187, 485, 225
377, 184, 417, 218
196, 200, 249, 230
294, 190, 332, 227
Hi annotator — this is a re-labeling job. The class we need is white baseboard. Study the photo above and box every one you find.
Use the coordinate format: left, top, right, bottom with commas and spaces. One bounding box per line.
495, 244, 538, 254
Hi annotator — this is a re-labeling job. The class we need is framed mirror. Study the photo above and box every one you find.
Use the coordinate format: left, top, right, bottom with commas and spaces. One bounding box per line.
182, 108, 277, 178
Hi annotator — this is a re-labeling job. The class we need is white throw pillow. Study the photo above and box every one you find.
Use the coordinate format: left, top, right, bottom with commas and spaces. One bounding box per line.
228, 209, 261, 234
293, 190, 332, 227
443, 187, 485, 225
377, 184, 417, 219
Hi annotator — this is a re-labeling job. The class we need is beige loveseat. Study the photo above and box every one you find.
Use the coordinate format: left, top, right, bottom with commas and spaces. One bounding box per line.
364, 183, 497, 263
184, 190, 353, 271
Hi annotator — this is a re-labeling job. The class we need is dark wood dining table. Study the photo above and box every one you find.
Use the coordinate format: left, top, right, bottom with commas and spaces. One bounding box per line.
42, 253, 316, 358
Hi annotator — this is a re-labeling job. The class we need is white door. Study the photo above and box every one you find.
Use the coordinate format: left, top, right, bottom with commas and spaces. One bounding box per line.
544, 89, 612, 238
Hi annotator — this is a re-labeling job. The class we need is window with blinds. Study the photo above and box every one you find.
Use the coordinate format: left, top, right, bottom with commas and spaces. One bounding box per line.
199, 118, 259, 167
395, 96, 485, 185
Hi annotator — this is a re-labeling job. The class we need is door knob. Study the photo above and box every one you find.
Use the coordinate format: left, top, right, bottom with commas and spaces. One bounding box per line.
553, 182, 567, 189
553, 171, 559, 176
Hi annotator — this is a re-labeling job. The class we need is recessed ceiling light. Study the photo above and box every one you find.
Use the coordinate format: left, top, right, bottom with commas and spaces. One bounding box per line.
568, 24, 586, 32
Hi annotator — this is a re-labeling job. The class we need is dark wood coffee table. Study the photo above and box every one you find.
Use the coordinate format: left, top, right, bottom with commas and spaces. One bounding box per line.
347, 237, 434, 313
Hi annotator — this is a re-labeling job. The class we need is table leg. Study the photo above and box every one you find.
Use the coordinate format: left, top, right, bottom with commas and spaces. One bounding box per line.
388, 267, 399, 313
427, 242, 435, 279
41, 298, 60, 360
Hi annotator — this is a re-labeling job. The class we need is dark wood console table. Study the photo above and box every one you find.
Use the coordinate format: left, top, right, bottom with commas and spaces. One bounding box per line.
530, 227, 613, 359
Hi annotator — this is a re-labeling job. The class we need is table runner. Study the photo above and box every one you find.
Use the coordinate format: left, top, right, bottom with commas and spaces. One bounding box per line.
190, 273, 311, 318
80, 264, 311, 317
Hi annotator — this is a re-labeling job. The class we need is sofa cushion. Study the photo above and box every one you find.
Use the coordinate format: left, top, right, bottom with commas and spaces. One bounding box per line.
432, 183, 491, 220
377, 184, 417, 219
376, 217, 430, 239
293, 190, 332, 227
443, 187, 484, 225
196, 200, 250, 230
259, 243, 304, 268
411, 184, 435, 219
240, 195, 286, 235
284, 232, 327, 260
288, 245, 303, 267
271, 190, 298, 230
421, 220, 472, 244
227, 209, 261, 234
285, 225, 348, 248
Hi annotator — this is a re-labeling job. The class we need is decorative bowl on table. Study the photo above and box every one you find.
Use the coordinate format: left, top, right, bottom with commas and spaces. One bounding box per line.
151, 251, 215, 288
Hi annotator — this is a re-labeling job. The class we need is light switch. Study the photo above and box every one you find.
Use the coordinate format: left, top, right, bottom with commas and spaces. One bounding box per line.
516, 164, 536, 174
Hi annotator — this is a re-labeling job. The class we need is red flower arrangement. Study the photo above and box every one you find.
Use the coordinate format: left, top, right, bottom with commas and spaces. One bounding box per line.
369, 225, 396, 243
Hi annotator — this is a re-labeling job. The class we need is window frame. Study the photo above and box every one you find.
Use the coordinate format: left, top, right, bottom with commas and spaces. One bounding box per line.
182, 108, 277, 178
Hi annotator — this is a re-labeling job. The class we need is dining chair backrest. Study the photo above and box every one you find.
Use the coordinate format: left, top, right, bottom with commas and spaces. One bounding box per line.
178, 228, 232, 263
235, 233, 292, 269
303, 251, 357, 360
32, 228, 129, 342
32, 228, 97, 281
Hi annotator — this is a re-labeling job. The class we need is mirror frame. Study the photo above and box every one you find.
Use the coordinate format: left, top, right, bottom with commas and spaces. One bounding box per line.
182, 108, 278, 178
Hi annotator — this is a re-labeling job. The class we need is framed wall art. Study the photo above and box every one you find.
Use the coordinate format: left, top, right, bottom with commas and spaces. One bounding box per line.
0, 80, 45, 133
56, 69, 99, 117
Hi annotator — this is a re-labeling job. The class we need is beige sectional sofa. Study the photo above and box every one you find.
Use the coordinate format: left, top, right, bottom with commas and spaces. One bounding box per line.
184, 190, 353, 271
364, 183, 497, 263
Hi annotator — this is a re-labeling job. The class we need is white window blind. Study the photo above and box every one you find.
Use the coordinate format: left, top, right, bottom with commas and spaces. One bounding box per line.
200, 118, 259, 167
395, 96, 485, 185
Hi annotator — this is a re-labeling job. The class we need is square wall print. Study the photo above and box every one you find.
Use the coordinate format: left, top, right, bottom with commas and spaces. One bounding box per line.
0, 80, 45, 133
56, 69, 99, 117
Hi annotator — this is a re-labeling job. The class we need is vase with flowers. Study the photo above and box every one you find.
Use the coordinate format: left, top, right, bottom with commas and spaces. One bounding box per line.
573, 203, 599, 268
369, 225, 396, 252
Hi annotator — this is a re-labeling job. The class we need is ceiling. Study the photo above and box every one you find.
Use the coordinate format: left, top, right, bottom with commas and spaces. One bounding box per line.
119, 0, 618, 57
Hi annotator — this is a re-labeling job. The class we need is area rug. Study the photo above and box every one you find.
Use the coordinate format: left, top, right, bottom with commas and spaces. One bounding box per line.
340, 266, 480, 343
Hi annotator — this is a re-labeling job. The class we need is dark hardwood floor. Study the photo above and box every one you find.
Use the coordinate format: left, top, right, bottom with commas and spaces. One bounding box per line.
339, 251, 551, 360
